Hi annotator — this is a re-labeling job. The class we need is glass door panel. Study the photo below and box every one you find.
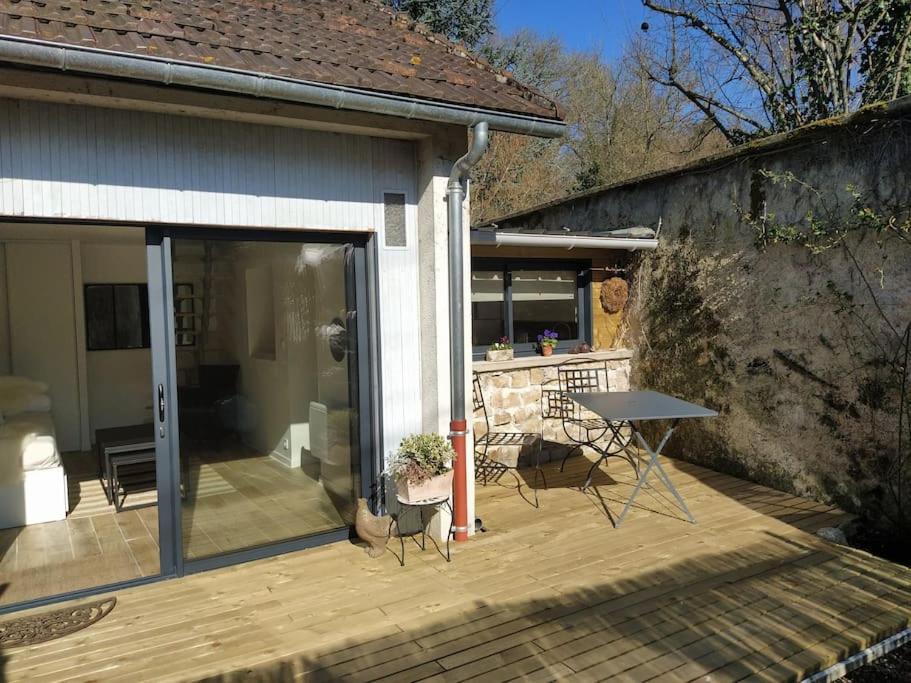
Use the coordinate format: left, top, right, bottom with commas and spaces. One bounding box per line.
0, 225, 162, 608
169, 238, 360, 562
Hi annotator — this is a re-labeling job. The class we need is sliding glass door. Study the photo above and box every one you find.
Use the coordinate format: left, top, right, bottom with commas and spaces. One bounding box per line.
148, 230, 369, 574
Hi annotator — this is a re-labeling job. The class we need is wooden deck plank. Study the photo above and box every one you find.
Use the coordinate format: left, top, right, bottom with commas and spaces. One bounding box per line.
1, 455, 910, 682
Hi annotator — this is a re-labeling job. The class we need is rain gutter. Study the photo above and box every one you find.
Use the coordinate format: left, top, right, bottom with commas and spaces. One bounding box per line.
0, 35, 566, 137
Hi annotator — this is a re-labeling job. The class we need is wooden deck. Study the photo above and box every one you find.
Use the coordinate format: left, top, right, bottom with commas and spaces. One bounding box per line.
2, 454, 910, 682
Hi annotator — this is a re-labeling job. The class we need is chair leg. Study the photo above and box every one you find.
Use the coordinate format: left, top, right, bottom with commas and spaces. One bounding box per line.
582, 452, 608, 490
533, 440, 546, 508
559, 444, 582, 472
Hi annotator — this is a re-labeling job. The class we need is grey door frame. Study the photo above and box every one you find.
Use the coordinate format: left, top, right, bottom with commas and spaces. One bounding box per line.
147, 226, 378, 578
0, 225, 378, 616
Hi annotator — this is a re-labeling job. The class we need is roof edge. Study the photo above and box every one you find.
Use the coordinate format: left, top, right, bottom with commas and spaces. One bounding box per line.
0, 35, 566, 138
366, 0, 564, 120
479, 94, 911, 225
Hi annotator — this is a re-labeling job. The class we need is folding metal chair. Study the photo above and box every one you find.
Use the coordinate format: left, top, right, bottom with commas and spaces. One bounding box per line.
556, 360, 638, 489
472, 373, 546, 507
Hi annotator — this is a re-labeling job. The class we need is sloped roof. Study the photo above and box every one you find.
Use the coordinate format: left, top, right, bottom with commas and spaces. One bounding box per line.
0, 0, 562, 121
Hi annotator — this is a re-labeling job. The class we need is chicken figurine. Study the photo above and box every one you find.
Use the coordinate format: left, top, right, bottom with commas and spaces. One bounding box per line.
355, 498, 393, 558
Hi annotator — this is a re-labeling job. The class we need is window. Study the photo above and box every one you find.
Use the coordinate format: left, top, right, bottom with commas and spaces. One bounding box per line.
84, 284, 151, 350
383, 192, 407, 247
471, 259, 591, 358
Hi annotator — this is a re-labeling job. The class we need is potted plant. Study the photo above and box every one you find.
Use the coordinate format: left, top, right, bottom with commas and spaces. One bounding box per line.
387, 433, 454, 503
486, 336, 513, 362
537, 329, 559, 356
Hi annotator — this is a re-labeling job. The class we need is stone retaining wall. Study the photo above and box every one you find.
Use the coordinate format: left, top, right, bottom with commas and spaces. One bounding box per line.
472, 350, 632, 467
492, 99, 911, 524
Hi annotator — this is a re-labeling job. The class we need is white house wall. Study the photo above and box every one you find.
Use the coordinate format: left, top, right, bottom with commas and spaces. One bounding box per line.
0, 97, 423, 472
372, 138, 423, 465
0, 98, 379, 230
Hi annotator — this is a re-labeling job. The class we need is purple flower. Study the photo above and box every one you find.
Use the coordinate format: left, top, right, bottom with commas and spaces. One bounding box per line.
538, 329, 559, 345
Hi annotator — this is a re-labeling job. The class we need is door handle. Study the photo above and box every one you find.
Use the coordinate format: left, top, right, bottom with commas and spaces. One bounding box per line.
158, 384, 166, 423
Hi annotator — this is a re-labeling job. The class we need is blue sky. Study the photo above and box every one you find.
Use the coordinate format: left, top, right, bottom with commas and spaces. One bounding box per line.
493, 0, 648, 62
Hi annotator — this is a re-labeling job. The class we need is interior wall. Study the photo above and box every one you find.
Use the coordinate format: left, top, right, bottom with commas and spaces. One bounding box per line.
81, 242, 153, 432
0, 226, 149, 451
6, 242, 82, 451
222, 244, 294, 461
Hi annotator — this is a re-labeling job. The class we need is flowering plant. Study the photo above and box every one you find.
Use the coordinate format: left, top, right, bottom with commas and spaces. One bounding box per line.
537, 329, 559, 348
488, 336, 512, 350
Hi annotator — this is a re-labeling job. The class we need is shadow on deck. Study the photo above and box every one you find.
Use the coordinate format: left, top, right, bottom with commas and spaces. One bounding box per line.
2, 455, 909, 682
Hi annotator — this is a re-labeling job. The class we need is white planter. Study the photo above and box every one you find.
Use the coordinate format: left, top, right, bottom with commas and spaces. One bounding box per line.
396, 469, 453, 503
486, 348, 514, 362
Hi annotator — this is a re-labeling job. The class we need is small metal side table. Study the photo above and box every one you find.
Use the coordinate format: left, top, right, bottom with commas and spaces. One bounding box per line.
95, 424, 156, 506
390, 494, 454, 567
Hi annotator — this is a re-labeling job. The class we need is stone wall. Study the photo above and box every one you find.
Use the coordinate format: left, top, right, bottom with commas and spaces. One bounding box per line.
472, 350, 632, 467
493, 97, 911, 528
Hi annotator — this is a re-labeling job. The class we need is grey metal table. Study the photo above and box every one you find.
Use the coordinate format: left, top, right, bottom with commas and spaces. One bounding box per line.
568, 390, 718, 527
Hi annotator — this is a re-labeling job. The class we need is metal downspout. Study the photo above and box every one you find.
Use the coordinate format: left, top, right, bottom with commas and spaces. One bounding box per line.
448, 122, 489, 542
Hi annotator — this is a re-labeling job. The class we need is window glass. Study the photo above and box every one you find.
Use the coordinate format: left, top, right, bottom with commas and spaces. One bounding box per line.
471, 270, 505, 346
85, 285, 116, 350
85, 284, 150, 350
114, 284, 144, 349
511, 269, 578, 344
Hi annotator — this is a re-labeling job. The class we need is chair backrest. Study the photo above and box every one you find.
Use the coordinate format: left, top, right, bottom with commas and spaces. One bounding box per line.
558, 361, 609, 394
557, 361, 609, 423
542, 388, 574, 420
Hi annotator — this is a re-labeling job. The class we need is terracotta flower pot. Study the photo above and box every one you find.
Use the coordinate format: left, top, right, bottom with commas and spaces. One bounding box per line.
541, 345, 554, 357
396, 469, 453, 503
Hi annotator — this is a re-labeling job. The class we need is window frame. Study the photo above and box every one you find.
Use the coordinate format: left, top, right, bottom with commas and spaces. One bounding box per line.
471, 258, 592, 360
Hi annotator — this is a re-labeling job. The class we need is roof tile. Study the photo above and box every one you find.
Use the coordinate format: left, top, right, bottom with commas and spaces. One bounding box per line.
0, 0, 562, 120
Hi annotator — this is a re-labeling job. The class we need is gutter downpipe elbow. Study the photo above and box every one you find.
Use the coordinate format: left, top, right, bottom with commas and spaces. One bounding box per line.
448, 122, 489, 543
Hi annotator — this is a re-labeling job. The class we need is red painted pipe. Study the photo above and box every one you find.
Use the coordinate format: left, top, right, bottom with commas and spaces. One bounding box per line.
450, 419, 469, 542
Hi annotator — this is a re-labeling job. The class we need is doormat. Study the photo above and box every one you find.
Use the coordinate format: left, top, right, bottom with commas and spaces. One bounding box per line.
0, 597, 116, 648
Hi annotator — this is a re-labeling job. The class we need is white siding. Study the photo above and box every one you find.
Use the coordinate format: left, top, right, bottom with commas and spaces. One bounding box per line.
372, 138, 423, 463
0, 99, 379, 230
0, 98, 423, 471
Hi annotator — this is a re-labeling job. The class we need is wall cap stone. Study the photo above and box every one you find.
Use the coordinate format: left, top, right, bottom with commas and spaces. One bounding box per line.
473, 348, 633, 373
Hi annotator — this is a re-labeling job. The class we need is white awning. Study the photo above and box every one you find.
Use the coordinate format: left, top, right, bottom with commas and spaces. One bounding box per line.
470, 231, 658, 251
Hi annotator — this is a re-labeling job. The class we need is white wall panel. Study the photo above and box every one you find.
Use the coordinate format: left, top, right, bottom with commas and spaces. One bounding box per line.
372, 138, 422, 464
0, 97, 425, 478
0, 99, 380, 230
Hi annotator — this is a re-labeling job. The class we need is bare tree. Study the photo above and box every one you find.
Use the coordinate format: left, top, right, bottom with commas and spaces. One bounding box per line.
471, 33, 726, 222
640, 0, 911, 143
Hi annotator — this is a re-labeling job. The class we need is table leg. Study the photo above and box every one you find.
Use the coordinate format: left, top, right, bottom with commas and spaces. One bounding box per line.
112, 460, 123, 513
419, 505, 427, 551
616, 419, 695, 527
104, 448, 114, 505
444, 499, 453, 562
395, 515, 405, 567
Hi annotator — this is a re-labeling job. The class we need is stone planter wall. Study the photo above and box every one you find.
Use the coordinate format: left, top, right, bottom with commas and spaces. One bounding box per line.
472, 349, 632, 468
